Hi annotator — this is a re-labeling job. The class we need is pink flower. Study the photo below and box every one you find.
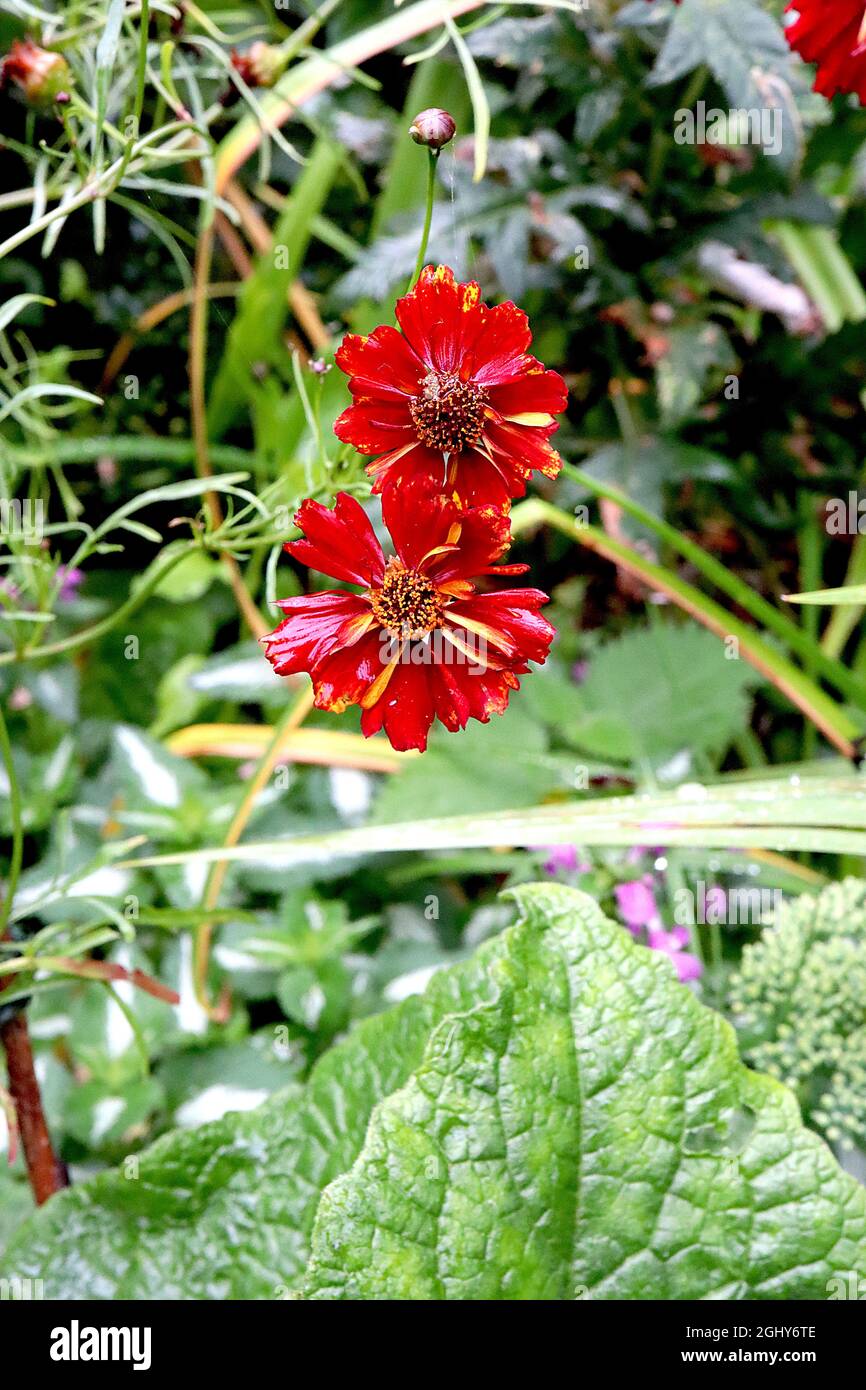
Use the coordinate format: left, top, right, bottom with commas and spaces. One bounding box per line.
536, 845, 587, 876
616, 878, 703, 982
615, 878, 659, 933
647, 925, 703, 983
56, 566, 83, 602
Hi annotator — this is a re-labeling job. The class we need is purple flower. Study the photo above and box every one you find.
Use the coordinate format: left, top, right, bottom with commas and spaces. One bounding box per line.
536, 845, 587, 876
56, 566, 83, 602
615, 878, 659, 934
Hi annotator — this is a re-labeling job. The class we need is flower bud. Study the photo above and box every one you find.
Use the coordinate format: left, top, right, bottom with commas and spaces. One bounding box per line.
231, 41, 285, 90
409, 108, 456, 151
0, 39, 72, 107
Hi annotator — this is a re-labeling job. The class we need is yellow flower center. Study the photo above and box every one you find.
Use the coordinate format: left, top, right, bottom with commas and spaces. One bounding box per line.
370, 559, 444, 639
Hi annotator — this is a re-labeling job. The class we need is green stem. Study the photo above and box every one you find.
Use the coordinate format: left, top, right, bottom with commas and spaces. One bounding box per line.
563, 462, 866, 707
0, 543, 193, 668
134, 1, 151, 130
406, 148, 438, 295
194, 682, 314, 1013
798, 491, 823, 762
0, 703, 23, 936
511, 497, 861, 759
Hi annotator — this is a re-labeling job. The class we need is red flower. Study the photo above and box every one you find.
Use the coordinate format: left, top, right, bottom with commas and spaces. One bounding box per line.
261, 487, 554, 752
334, 266, 567, 512
785, 0, 866, 104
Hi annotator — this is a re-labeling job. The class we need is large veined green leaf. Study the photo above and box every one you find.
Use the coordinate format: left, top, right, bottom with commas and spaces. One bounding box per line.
6, 886, 866, 1299
303, 885, 866, 1300
0, 946, 495, 1298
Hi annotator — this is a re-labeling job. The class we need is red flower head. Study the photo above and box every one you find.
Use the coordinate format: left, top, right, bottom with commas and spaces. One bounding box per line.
334, 266, 567, 513
0, 38, 71, 106
785, 0, 866, 104
261, 487, 555, 752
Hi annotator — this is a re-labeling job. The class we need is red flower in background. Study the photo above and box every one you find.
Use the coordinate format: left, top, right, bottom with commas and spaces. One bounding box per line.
0, 38, 71, 105
785, 0, 866, 104
334, 266, 567, 512
261, 488, 554, 751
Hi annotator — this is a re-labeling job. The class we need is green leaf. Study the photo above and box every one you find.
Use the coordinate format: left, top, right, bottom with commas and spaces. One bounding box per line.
62, 1077, 164, 1151
303, 885, 866, 1299
185, 640, 289, 707
117, 772, 866, 871
207, 139, 342, 439
0, 293, 55, 334
785, 585, 866, 606
143, 546, 223, 604
0, 955, 493, 1297
444, 14, 489, 183
649, 0, 791, 106
373, 702, 559, 823
655, 324, 736, 430
0, 383, 103, 426
9, 886, 866, 1299
578, 624, 757, 766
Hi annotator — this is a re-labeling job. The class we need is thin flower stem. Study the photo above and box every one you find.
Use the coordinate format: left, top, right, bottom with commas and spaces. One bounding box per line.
0, 704, 22, 938
0, 707, 67, 1204
188, 217, 269, 639
193, 683, 316, 1015
407, 148, 438, 295
0, 1013, 68, 1205
0, 543, 194, 668
0, 167, 115, 262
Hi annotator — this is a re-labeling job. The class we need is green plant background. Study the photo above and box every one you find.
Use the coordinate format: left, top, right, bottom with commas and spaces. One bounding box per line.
2, 0, 866, 1299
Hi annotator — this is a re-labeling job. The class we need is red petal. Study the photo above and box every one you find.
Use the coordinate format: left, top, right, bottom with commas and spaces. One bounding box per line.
381, 481, 458, 572
468, 301, 532, 385
287, 493, 385, 586
333, 400, 416, 455
395, 266, 486, 375
360, 658, 436, 751
484, 417, 563, 480
785, 0, 866, 103
310, 629, 384, 714
487, 364, 568, 417
446, 665, 522, 724
367, 441, 450, 496
335, 323, 425, 395
424, 505, 512, 583
449, 590, 555, 666
261, 592, 372, 676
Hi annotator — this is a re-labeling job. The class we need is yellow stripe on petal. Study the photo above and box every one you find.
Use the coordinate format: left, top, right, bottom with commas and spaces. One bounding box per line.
437, 579, 475, 599
440, 626, 486, 664
503, 412, 555, 427
339, 612, 376, 647
360, 644, 404, 709
417, 542, 459, 566
447, 611, 516, 656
